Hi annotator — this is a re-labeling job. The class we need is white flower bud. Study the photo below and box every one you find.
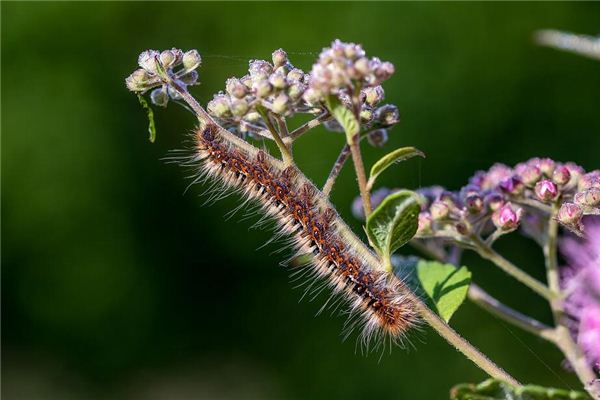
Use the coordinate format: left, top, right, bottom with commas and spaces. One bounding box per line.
287, 68, 304, 82
272, 93, 289, 114
363, 86, 384, 106
272, 48, 288, 68
179, 70, 199, 85
374, 104, 400, 126
207, 94, 231, 118
226, 78, 247, 98
125, 69, 152, 92
160, 49, 177, 68
249, 60, 272, 78
287, 83, 305, 100
138, 50, 160, 74
230, 98, 249, 117
253, 80, 272, 98
268, 73, 287, 90
182, 49, 202, 71
150, 87, 169, 107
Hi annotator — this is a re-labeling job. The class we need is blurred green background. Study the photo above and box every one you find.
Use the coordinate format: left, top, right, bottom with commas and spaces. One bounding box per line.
2, 2, 600, 399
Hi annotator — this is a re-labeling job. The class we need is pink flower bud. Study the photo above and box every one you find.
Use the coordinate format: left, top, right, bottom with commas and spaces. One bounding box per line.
552, 165, 571, 186
538, 158, 556, 177
484, 191, 505, 211
535, 179, 559, 202
557, 203, 583, 227
564, 162, 584, 187
417, 212, 433, 235
578, 171, 600, 191
575, 187, 600, 208
499, 176, 524, 196
438, 192, 458, 208
520, 165, 542, 186
465, 194, 484, 214
430, 201, 450, 220
492, 203, 521, 231
455, 222, 469, 235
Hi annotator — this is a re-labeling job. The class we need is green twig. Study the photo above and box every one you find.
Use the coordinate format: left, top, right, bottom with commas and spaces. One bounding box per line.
409, 292, 520, 386
256, 106, 293, 165
322, 143, 351, 196
471, 234, 558, 301
289, 112, 332, 139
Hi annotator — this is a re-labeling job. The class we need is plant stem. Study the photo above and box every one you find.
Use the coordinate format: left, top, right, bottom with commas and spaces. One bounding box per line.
471, 234, 558, 301
411, 240, 556, 341
169, 80, 213, 123
322, 143, 352, 196
513, 198, 553, 214
289, 112, 332, 139
274, 114, 293, 155
409, 292, 520, 386
544, 205, 600, 399
348, 132, 372, 217
469, 284, 556, 341
256, 106, 293, 165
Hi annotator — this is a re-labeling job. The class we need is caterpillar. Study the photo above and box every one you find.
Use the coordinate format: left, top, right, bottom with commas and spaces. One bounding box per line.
184, 119, 419, 350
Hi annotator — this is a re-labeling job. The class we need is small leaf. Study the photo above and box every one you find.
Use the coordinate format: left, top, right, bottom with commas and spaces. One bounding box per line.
450, 379, 591, 400
137, 94, 157, 143
366, 190, 420, 268
368, 147, 425, 188
416, 260, 471, 322
325, 95, 359, 142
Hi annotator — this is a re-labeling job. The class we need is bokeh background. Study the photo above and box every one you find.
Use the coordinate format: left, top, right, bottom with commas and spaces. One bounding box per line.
3, 2, 600, 399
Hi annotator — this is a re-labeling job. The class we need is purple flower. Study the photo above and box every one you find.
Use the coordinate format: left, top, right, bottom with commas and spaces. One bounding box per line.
560, 217, 600, 372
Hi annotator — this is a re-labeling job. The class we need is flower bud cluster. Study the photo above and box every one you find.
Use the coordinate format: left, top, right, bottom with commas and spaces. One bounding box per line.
464, 158, 598, 235
306, 39, 395, 101
320, 89, 400, 146
206, 48, 320, 138
412, 184, 526, 240
125, 49, 201, 107
353, 158, 598, 242
207, 42, 401, 142
306, 40, 400, 147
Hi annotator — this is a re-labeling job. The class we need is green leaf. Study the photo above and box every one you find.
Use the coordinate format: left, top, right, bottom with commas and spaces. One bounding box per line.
416, 260, 471, 322
137, 95, 157, 143
368, 147, 425, 188
325, 95, 360, 142
366, 190, 420, 268
450, 379, 591, 400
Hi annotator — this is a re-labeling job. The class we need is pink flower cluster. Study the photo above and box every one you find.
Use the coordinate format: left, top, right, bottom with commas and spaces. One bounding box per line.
560, 217, 600, 372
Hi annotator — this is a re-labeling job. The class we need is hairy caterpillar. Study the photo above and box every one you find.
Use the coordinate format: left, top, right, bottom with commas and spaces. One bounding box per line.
185, 119, 419, 350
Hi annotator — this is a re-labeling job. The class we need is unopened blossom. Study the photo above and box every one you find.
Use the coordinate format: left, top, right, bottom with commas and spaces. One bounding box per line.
125, 48, 201, 107
558, 203, 584, 233
307, 39, 395, 101
535, 179, 559, 202
206, 48, 320, 138
492, 203, 522, 231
